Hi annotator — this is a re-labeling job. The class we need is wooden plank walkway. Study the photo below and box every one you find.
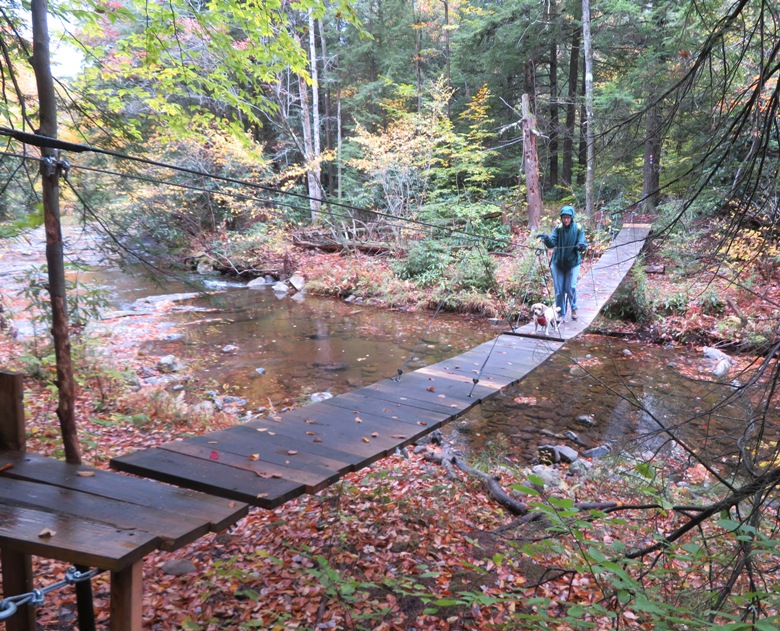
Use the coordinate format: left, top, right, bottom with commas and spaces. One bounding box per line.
111, 223, 651, 509
0, 371, 249, 631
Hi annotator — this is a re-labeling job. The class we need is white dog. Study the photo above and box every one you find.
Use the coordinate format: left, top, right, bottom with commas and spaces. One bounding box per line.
530, 303, 561, 336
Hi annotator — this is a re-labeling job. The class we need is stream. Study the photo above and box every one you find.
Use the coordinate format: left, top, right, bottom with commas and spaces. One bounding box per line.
1, 227, 765, 465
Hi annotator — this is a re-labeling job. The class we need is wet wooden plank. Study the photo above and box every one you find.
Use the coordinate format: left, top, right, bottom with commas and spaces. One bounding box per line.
248, 409, 405, 462
1, 452, 247, 532
321, 391, 453, 426
0, 504, 158, 572
0, 477, 211, 551
161, 431, 344, 492
110, 448, 303, 509
349, 381, 470, 416
168, 424, 357, 474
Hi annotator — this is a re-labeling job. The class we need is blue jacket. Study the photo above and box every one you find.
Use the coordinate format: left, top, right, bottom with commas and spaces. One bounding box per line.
540, 221, 587, 271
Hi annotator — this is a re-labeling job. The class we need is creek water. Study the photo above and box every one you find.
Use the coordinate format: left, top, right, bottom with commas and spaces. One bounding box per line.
87, 266, 762, 466
1, 224, 761, 465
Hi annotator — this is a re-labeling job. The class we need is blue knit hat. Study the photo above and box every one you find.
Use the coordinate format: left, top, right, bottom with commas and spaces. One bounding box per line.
560, 205, 575, 218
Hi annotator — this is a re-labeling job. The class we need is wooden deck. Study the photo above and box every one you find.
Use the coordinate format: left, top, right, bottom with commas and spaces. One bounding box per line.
111, 223, 652, 509
0, 371, 249, 631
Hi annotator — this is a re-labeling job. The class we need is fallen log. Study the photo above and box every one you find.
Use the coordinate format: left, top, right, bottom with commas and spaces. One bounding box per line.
424, 450, 528, 515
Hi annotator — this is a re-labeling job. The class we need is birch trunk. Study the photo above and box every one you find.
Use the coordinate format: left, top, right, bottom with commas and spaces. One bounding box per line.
582, 0, 595, 216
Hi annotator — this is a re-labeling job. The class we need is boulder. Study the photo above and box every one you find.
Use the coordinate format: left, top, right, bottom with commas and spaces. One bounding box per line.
538, 444, 579, 464
582, 445, 611, 459
575, 414, 595, 427
157, 355, 183, 373
247, 277, 267, 289
289, 274, 305, 291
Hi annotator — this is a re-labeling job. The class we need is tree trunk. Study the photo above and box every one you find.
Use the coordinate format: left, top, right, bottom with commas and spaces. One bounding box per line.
642, 103, 662, 212
443, 0, 451, 117
30, 0, 81, 465
546, 0, 558, 192
308, 9, 322, 198
562, 20, 581, 187
318, 18, 333, 195
582, 0, 595, 216
295, 32, 320, 220
522, 94, 542, 230
524, 59, 536, 112
337, 84, 343, 201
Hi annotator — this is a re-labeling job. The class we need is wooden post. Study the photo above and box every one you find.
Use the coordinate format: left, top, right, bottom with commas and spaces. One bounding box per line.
0, 371, 25, 452
110, 562, 143, 631
0, 371, 35, 631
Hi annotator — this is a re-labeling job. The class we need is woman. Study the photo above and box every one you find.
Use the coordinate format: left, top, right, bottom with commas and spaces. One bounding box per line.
537, 205, 587, 322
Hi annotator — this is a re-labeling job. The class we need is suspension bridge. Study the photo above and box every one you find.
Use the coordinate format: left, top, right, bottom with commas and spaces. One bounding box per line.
0, 222, 650, 630
110, 222, 652, 508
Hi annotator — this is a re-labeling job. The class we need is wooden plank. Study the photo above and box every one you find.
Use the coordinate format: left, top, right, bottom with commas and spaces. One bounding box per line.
350, 381, 471, 416
321, 391, 453, 426
0, 372, 33, 631
0, 504, 158, 571
160, 436, 342, 493
110, 448, 304, 509
3, 452, 247, 532
1, 548, 34, 631
0, 477, 209, 552
248, 410, 399, 462
274, 406, 431, 454
169, 424, 357, 474
242, 418, 371, 469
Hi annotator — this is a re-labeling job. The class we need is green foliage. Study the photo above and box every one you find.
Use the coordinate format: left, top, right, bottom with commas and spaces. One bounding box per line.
392, 239, 452, 286
0, 206, 45, 237
418, 200, 511, 252
64, 0, 352, 138
16, 263, 110, 333
697, 288, 725, 315
452, 247, 496, 293
654, 291, 689, 316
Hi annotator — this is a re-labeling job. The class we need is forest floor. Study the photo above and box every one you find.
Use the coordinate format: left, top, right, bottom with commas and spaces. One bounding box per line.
0, 215, 778, 629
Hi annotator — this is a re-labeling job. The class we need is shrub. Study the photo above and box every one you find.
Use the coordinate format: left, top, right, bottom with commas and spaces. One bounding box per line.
392, 239, 453, 287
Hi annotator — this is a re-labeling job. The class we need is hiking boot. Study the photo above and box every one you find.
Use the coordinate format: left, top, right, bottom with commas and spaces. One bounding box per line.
571, 309, 578, 320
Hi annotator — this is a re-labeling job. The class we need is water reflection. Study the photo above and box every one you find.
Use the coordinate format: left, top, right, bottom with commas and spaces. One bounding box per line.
87, 266, 769, 464
452, 335, 767, 463
95, 272, 501, 409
